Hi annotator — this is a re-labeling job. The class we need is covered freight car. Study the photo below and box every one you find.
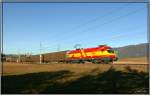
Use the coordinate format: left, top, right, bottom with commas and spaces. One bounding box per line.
20, 51, 67, 63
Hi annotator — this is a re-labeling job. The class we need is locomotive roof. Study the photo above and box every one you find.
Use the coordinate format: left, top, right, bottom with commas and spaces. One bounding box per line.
68, 45, 112, 53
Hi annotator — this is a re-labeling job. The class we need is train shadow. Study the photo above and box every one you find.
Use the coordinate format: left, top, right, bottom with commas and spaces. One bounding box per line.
2, 67, 149, 94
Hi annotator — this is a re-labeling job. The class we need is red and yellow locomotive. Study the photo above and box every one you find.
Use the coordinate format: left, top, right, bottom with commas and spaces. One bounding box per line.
66, 45, 118, 64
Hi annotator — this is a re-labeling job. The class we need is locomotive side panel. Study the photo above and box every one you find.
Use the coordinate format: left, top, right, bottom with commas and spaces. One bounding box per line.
66, 45, 118, 63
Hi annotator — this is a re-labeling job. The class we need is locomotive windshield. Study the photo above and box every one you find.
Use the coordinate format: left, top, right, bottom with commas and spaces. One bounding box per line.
107, 49, 115, 53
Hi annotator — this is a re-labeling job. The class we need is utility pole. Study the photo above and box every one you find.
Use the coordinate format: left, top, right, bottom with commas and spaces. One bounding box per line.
40, 42, 42, 64
17, 50, 21, 63
57, 44, 60, 52
57, 44, 60, 63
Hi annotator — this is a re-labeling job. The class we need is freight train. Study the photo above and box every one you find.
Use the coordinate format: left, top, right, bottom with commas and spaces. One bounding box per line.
5, 45, 118, 64
64, 45, 118, 64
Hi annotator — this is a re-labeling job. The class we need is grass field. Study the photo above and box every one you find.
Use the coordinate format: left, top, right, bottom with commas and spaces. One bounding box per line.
2, 60, 149, 94
2, 62, 148, 76
114, 57, 148, 64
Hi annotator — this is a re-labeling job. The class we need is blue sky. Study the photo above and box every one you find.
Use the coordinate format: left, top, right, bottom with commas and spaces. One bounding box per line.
3, 3, 147, 54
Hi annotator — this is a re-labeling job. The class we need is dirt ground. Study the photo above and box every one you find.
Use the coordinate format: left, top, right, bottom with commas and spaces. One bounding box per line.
1, 58, 149, 94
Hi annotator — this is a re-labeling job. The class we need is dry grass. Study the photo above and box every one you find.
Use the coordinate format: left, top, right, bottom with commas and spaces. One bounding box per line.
2, 62, 148, 76
114, 57, 148, 64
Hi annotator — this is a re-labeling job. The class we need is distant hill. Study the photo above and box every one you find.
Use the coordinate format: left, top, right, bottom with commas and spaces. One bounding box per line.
114, 43, 149, 59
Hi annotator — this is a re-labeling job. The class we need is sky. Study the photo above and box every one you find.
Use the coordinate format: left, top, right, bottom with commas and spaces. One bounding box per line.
3, 3, 147, 54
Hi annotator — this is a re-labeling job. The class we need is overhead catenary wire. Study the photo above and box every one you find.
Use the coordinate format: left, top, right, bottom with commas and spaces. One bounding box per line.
106, 34, 146, 47
55, 6, 146, 44
68, 3, 131, 31
72, 24, 147, 48
33, 4, 146, 52
32, 4, 145, 52
5, 23, 146, 55
80, 22, 147, 44
34, 24, 146, 54
51, 3, 134, 43
96, 26, 147, 44
34, 3, 132, 50
39, 5, 145, 47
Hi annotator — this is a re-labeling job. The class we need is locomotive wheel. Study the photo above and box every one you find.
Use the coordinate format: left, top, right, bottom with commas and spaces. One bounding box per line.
79, 60, 85, 64
109, 61, 113, 64
109, 59, 114, 64
103, 59, 110, 64
92, 59, 100, 64
81, 61, 85, 64
92, 59, 96, 64
98, 60, 103, 64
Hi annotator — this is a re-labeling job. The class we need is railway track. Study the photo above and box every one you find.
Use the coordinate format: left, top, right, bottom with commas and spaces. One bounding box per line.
6, 62, 149, 65
79, 61, 148, 65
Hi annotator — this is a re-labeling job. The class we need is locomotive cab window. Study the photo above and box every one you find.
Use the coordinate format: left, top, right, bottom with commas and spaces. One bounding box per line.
107, 49, 114, 53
